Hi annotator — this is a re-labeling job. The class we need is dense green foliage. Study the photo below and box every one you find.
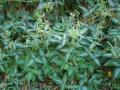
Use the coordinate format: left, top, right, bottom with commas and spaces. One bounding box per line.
0, 0, 120, 90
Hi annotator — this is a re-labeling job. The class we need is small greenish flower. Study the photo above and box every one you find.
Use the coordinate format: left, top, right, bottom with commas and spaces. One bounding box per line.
68, 28, 79, 40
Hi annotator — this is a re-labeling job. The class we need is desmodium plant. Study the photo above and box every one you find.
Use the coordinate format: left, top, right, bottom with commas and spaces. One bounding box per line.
0, 0, 120, 90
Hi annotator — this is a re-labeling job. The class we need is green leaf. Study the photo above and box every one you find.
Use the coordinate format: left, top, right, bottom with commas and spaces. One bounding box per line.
50, 75, 63, 85
103, 59, 120, 67
25, 72, 35, 82
65, 48, 74, 62
114, 68, 120, 79
87, 0, 94, 6
39, 48, 47, 64
84, 47, 101, 66
79, 5, 98, 17
108, 0, 115, 7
